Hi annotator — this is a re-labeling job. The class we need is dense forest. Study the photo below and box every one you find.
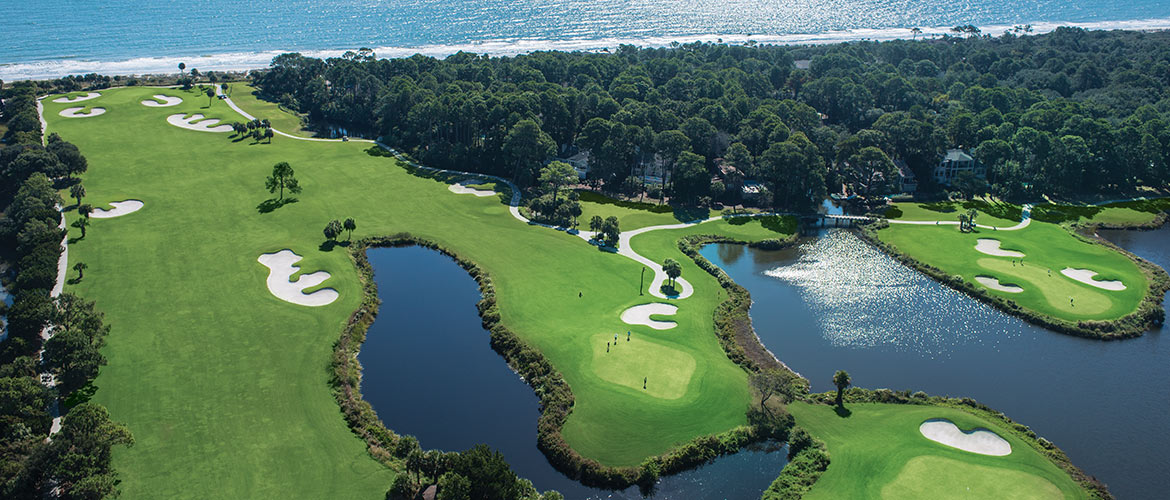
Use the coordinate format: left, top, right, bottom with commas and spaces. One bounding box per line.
0, 83, 134, 499
254, 28, 1170, 213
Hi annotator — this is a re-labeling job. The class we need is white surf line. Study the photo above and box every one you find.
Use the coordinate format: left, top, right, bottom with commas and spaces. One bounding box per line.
887, 204, 1032, 231
920, 419, 1012, 456
1061, 268, 1126, 291
52, 92, 100, 103
90, 200, 144, 218
142, 94, 182, 107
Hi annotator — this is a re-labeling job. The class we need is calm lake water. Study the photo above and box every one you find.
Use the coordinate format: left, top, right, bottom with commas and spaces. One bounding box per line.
701, 225, 1170, 499
4, 0, 1170, 79
359, 245, 787, 499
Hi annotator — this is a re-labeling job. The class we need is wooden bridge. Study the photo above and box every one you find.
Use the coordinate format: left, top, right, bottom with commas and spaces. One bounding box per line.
799, 213, 875, 234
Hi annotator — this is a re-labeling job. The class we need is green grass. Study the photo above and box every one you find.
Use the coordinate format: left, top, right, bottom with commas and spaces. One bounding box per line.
789, 403, 1086, 499
42, 86, 795, 496
877, 221, 1147, 322
1031, 199, 1170, 226
885, 200, 1020, 227
225, 83, 317, 138
576, 190, 720, 230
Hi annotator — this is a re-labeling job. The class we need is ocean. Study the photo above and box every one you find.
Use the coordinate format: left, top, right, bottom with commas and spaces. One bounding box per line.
3, 0, 1170, 80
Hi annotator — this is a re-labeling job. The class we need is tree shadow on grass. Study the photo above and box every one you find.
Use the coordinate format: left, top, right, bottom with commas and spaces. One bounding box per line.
257, 197, 297, 214
63, 381, 99, 408
834, 405, 853, 418
319, 240, 351, 252
673, 206, 710, 223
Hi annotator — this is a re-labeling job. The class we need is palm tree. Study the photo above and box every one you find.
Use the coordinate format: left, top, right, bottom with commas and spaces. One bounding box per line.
264, 128, 274, 143
73, 262, 88, 280
323, 219, 343, 241
178, 62, 186, 76
70, 183, 85, 208
833, 370, 851, 407
265, 162, 302, 201
205, 87, 215, 107
910, 27, 922, 39
343, 218, 356, 240
73, 216, 89, 238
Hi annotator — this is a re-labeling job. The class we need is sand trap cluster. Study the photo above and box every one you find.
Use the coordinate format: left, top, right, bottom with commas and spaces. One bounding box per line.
920, 419, 1012, 456
448, 179, 496, 197
619, 303, 679, 330
167, 113, 234, 133
974, 239, 1025, 258
59, 107, 106, 118
257, 250, 339, 306
975, 276, 1024, 293
142, 95, 182, 107
52, 92, 101, 103
90, 200, 144, 219
1061, 268, 1126, 291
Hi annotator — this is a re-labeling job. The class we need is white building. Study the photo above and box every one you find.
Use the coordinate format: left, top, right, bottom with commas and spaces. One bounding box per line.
933, 149, 985, 185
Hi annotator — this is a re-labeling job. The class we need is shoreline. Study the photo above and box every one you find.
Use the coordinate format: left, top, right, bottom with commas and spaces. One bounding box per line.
5, 17, 1170, 81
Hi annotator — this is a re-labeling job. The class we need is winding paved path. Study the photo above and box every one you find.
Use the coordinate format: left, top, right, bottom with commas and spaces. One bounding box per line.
886, 204, 1032, 231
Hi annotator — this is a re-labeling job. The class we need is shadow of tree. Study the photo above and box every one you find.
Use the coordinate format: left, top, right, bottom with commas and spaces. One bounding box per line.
834, 405, 853, 418
257, 197, 298, 214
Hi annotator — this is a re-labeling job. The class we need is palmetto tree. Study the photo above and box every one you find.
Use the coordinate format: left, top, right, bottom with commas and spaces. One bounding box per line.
833, 370, 851, 407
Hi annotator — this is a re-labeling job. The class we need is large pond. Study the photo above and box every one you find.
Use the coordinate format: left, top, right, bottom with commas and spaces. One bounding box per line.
359, 245, 788, 499
700, 225, 1170, 499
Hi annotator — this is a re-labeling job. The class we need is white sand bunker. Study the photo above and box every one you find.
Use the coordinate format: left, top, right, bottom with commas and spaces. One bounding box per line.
1061, 268, 1126, 291
142, 95, 182, 107
448, 179, 496, 197
59, 107, 106, 118
52, 92, 100, 103
257, 250, 339, 307
620, 303, 678, 330
975, 276, 1023, 293
90, 200, 144, 219
167, 113, 233, 133
920, 419, 1012, 456
974, 239, 1024, 258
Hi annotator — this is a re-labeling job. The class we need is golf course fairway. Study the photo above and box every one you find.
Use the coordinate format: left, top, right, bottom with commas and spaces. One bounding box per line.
42, 85, 794, 497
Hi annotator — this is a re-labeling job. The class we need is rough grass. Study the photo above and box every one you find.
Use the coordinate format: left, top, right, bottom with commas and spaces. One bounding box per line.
789, 403, 1087, 500
42, 86, 795, 496
224, 83, 317, 138
575, 190, 719, 230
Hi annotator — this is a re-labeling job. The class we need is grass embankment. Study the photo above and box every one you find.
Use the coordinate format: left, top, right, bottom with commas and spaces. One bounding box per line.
1031, 198, 1170, 228
884, 199, 1021, 227
789, 402, 1090, 500
879, 201, 1167, 338
224, 83, 317, 138
42, 86, 794, 497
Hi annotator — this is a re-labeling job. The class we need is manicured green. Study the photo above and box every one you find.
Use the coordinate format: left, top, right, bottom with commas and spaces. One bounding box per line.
42, 86, 794, 497
225, 83, 317, 137
788, 403, 1086, 499
877, 220, 1147, 322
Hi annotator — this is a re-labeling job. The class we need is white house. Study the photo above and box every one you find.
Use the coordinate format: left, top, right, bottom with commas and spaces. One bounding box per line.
933, 149, 985, 185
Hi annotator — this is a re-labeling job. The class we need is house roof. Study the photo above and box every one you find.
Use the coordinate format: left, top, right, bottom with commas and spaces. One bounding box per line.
894, 159, 915, 180
943, 149, 974, 163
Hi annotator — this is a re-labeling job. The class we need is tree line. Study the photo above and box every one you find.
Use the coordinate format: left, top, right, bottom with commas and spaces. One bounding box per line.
252, 28, 1170, 211
0, 82, 133, 499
